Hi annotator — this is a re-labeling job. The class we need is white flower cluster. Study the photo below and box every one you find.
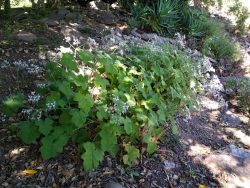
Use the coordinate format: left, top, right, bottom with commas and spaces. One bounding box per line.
46, 101, 56, 111
0, 59, 44, 75
65, 36, 81, 46
89, 87, 100, 96
28, 92, 41, 104
21, 108, 42, 120
0, 113, 6, 122
37, 83, 47, 89
109, 94, 130, 115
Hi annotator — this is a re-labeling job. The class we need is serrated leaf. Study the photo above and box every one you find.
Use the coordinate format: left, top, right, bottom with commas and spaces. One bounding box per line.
124, 93, 136, 107
2, 93, 24, 116
37, 118, 53, 136
124, 117, 133, 135
99, 125, 117, 155
60, 53, 78, 71
147, 142, 157, 154
75, 93, 94, 113
123, 145, 139, 165
82, 142, 104, 171
94, 74, 109, 88
79, 50, 93, 64
96, 105, 108, 120
40, 127, 68, 160
18, 121, 40, 144
70, 109, 86, 128
73, 75, 88, 89
59, 111, 72, 126
58, 81, 74, 99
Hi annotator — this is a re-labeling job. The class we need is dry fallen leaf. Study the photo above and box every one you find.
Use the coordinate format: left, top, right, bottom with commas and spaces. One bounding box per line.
22, 169, 37, 175
199, 184, 206, 188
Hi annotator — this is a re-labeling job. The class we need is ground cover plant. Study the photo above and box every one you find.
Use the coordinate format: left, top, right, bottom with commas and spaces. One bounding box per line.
1, 45, 198, 171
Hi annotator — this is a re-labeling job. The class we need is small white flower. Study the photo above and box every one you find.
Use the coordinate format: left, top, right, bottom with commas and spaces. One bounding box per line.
0, 113, 6, 122
37, 83, 47, 89
73, 38, 80, 46
112, 94, 119, 102
65, 36, 71, 43
28, 92, 41, 104
89, 87, 100, 95
46, 101, 56, 111
121, 101, 130, 114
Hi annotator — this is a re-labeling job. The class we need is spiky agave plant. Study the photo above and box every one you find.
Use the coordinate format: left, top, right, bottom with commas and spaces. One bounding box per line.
142, 0, 180, 35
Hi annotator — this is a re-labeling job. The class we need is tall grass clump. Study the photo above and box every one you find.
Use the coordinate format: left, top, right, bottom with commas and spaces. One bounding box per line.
202, 35, 240, 60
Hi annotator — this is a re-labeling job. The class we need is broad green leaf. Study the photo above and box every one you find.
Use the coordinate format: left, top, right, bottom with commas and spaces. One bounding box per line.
147, 141, 157, 154
60, 53, 78, 71
40, 135, 54, 159
37, 118, 54, 136
70, 109, 86, 128
2, 93, 24, 116
96, 105, 108, 120
79, 50, 93, 64
94, 74, 109, 88
18, 121, 40, 144
75, 93, 94, 113
46, 91, 61, 103
124, 93, 136, 107
123, 117, 133, 135
123, 145, 139, 165
73, 75, 88, 89
99, 125, 117, 155
58, 81, 74, 99
82, 142, 104, 171
59, 111, 72, 126
40, 128, 68, 160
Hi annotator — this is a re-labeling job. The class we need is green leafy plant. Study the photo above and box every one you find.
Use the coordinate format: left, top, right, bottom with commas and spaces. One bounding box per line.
202, 35, 239, 60
3, 45, 197, 171
1, 93, 24, 116
142, 0, 180, 35
189, 16, 222, 38
225, 77, 250, 116
229, 0, 250, 34
128, 0, 183, 35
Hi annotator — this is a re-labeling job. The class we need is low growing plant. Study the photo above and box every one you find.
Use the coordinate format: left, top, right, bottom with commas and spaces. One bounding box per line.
2, 45, 198, 171
202, 35, 239, 60
229, 0, 250, 34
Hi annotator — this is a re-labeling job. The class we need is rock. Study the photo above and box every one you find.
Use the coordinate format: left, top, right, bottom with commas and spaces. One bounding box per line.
221, 110, 243, 126
164, 160, 176, 170
15, 31, 37, 43
96, 12, 116, 25
141, 33, 155, 41
228, 145, 250, 159
88, 0, 109, 10
15, 12, 28, 20
57, 8, 70, 18
104, 181, 125, 188
65, 12, 79, 21
45, 19, 60, 27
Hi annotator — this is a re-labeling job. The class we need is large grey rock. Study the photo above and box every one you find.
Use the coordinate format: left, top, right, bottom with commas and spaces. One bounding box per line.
45, 19, 60, 27
15, 32, 37, 43
88, 0, 109, 10
96, 12, 116, 25
65, 12, 79, 21
104, 181, 125, 188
